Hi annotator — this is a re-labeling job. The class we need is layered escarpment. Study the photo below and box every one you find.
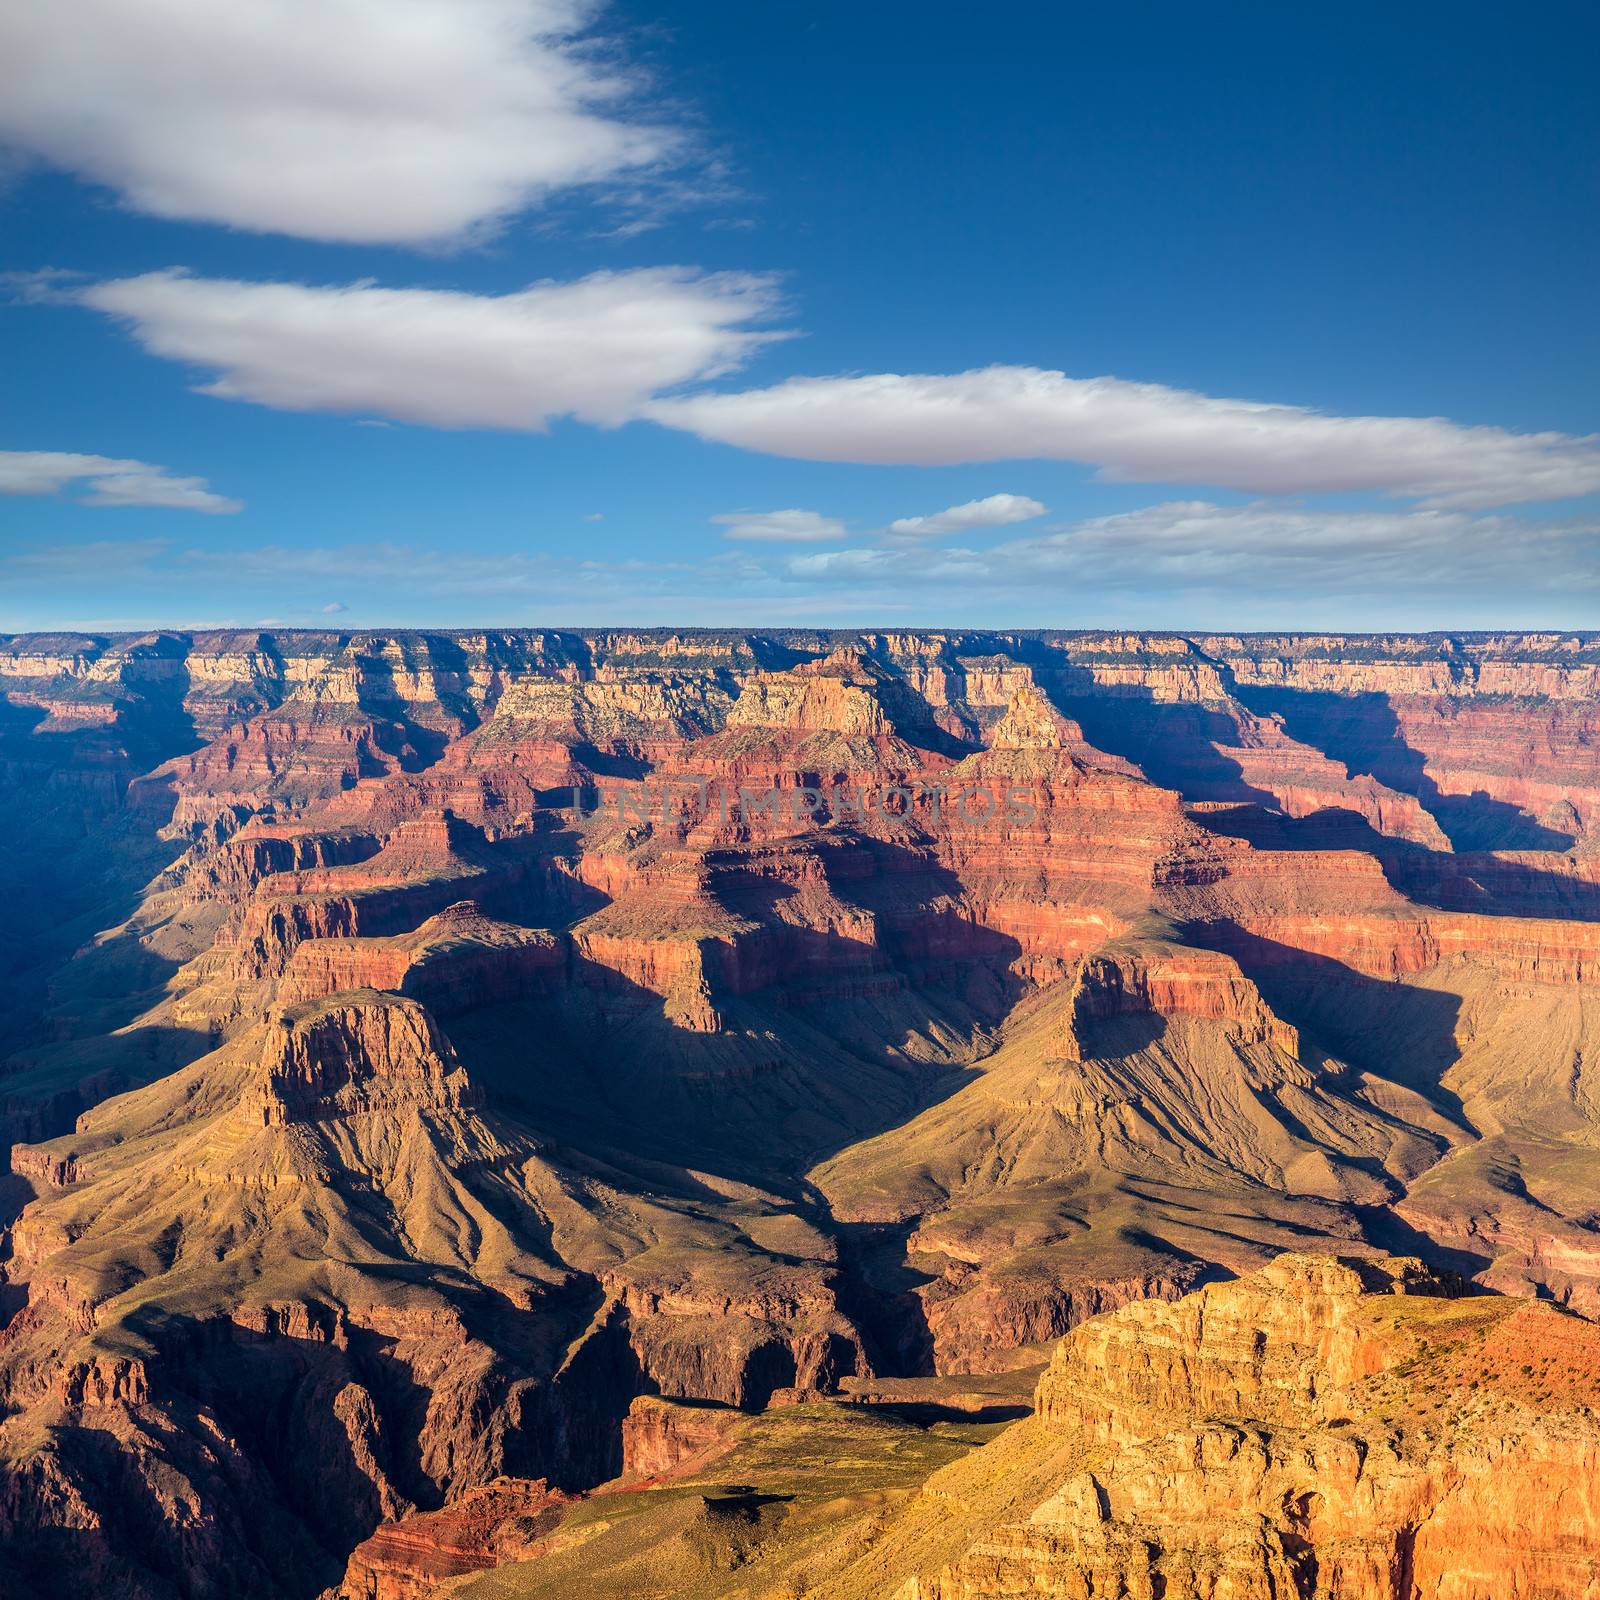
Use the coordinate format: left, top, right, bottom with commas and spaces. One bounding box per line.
395, 1256, 1600, 1600
811, 941, 1459, 1372
2, 628, 1599, 1598
0, 988, 863, 1597
889, 1256, 1600, 1600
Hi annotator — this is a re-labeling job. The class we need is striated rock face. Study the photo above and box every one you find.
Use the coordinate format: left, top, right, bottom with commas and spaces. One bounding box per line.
258, 992, 478, 1123
902, 1255, 1600, 1600
3, 629, 1600, 1599
617, 1393, 744, 1481
727, 648, 906, 739
336, 1478, 571, 1600
1071, 946, 1299, 1052
279, 902, 563, 1011
1032, 1254, 1432, 1433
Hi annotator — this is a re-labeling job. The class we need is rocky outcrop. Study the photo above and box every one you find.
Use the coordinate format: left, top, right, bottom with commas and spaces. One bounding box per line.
903, 1255, 1600, 1600
258, 992, 478, 1124
1032, 1254, 1434, 1432
618, 1394, 744, 1481
336, 1478, 570, 1600
1071, 945, 1299, 1053
279, 903, 562, 1011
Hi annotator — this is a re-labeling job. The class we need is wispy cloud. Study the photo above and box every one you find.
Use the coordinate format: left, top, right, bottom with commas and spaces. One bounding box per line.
887, 492, 1046, 538
0, 0, 684, 246
0, 450, 240, 513
0, 535, 914, 631
6, 504, 1593, 632
711, 508, 846, 543
2, 537, 174, 578
786, 546, 991, 583
649, 367, 1600, 509
994, 502, 1600, 594
784, 502, 1600, 600
0, 267, 87, 305
83, 268, 787, 430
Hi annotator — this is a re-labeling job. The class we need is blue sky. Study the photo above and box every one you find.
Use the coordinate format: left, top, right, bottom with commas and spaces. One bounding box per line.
2, 0, 1597, 631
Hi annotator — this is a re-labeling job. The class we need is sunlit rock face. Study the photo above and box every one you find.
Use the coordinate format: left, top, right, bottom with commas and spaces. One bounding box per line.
2, 628, 1599, 1599
903, 1256, 1600, 1600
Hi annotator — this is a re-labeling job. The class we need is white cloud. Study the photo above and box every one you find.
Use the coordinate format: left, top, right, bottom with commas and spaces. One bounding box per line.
0, 0, 680, 245
0, 450, 241, 512
69, 268, 1599, 513
786, 549, 888, 578
887, 492, 1046, 538
712, 508, 846, 543
648, 367, 1600, 509
786, 546, 989, 582
1, 537, 173, 579
83, 268, 786, 430
781, 502, 1600, 598
320, 601, 348, 614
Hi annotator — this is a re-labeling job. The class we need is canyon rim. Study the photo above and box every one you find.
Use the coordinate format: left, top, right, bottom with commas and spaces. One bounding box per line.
1, 628, 1599, 1597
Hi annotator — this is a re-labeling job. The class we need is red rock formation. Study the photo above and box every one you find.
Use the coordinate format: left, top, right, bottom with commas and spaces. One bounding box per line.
1072, 946, 1299, 1052
279, 902, 562, 1010
258, 992, 479, 1123
618, 1394, 744, 1482
900, 1256, 1600, 1600
3, 629, 1600, 1599
337, 1478, 570, 1600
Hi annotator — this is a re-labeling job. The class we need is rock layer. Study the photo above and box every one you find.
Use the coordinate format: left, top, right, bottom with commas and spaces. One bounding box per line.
898, 1255, 1600, 1600
2, 629, 1599, 1598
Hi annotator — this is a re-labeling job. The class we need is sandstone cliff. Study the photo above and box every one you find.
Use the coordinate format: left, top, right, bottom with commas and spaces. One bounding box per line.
414, 1255, 1600, 1600
892, 1255, 1600, 1600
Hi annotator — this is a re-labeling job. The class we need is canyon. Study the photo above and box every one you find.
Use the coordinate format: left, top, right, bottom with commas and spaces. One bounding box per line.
0, 627, 1597, 1598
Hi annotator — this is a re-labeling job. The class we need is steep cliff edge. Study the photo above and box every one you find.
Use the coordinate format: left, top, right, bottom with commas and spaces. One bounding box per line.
435, 1254, 1600, 1600
0, 989, 862, 1598
889, 1255, 1600, 1600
